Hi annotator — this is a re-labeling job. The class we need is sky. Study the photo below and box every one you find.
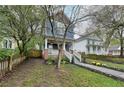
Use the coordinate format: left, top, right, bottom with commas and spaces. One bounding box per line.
64, 5, 90, 39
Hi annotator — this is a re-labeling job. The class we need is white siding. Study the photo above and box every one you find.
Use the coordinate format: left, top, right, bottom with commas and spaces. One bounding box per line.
73, 38, 107, 55
73, 40, 87, 53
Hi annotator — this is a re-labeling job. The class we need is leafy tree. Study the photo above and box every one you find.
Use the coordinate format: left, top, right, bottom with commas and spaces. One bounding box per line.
0, 5, 45, 56
91, 6, 124, 57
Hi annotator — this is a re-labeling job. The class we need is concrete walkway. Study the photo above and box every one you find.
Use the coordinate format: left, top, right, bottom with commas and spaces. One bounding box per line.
74, 58, 124, 81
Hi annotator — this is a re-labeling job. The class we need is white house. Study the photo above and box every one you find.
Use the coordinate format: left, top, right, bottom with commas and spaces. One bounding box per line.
73, 33, 107, 55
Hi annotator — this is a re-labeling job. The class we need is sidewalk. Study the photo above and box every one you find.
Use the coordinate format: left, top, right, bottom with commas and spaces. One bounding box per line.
74, 58, 124, 81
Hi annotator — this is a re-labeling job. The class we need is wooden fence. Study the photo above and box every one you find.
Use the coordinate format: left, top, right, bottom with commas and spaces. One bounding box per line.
0, 56, 26, 79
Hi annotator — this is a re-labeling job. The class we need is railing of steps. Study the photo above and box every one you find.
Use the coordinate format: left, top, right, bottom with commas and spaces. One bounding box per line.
64, 50, 82, 63
73, 51, 81, 62
64, 51, 73, 63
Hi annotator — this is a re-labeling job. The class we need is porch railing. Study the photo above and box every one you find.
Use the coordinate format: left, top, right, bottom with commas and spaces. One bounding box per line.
48, 49, 59, 55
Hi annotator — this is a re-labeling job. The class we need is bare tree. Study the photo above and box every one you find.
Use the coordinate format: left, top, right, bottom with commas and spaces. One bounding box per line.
42, 5, 91, 68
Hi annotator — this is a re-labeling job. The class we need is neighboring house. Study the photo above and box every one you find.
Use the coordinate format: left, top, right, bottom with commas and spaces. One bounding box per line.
73, 33, 106, 55
108, 45, 122, 56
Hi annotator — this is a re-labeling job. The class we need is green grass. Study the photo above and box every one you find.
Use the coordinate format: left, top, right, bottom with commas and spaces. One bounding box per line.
86, 59, 124, 71
1, 59, 124, 87
106, 57, 124, 64
85, 54, 124, 64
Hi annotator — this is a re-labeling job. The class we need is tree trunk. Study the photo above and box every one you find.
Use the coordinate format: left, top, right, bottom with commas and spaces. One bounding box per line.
120, 38, 123, 57
56, 48, 63, 69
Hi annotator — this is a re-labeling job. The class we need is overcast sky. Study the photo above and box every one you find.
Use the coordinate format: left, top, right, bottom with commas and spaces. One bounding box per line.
64, 5, 91, 39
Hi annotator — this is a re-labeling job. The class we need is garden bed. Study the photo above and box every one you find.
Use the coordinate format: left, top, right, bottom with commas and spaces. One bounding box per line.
85, 59, 124, 72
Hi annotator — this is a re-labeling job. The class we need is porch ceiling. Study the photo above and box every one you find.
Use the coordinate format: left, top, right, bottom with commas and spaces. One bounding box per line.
46, 36, 74, 43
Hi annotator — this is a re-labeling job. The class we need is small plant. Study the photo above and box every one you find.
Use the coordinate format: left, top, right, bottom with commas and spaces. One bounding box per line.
46, 57, 53, 65
61, 57, 70, 64
96, 62, 102, 66
91, 62, 96, 65
61, 60, 66, 64
102, 64, 107, 67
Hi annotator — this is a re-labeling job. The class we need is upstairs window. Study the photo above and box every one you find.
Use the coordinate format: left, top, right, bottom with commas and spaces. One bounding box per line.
97, 46, 101, 51
93, 46, 96, 52
3, 40, 8, 48
56, 21, 65, 35
3, 39, 12, 49
87, 46, 90, 53
87, 40, 90, 44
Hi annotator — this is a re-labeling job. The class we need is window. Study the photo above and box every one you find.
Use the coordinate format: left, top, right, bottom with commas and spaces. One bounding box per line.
3, 40, 8, 48
93, 46, 96, 52
97, 46, 101, 51
56, 21, 65, 35
53, 44, 58, 49
8, 40, 12, 48
3, 39, 12, 49
48, 44, 53, 49
87, 46, 90, 53
92, 40, 95, 45
87, 40, 90, 44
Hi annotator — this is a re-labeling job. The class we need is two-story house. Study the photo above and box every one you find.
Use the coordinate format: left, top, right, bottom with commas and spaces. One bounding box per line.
42, 12, 74, 59
73, 33, 106, 55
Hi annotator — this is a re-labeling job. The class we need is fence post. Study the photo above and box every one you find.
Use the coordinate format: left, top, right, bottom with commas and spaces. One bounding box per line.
8, 55, 13, 71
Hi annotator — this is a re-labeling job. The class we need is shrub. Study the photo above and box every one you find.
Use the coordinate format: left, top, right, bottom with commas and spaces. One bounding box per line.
61, 57, 70, 64
102, 64, 107, 67
0, 49, 15, 61
46, 56, 53, 65
91, 61, 102, 66
96, 62, 102, 66
91, 62, 96, 65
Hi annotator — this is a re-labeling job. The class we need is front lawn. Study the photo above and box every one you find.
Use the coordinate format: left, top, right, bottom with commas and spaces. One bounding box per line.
0, 58, 124, 87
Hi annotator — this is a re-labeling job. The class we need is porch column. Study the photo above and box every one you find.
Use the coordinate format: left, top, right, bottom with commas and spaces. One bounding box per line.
43, 38, 48, 60
45, 38, 48, 49
63, 42, 65, 50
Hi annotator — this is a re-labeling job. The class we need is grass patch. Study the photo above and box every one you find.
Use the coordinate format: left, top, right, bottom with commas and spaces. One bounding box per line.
84, 54, 124, 64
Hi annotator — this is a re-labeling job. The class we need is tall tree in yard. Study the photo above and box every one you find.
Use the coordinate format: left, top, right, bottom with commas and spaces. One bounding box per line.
0, 6, 45, 56
42, 5, 91, 68
91, 5, 124, 57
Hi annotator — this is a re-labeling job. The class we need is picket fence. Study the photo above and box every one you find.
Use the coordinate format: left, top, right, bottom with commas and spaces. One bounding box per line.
0, 56, 26, 79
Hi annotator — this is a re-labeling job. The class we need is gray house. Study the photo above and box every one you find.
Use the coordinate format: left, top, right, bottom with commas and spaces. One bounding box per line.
42, 12, 75, 59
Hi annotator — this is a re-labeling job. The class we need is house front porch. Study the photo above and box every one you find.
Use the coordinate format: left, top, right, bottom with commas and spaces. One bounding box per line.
42, 37, 73, 59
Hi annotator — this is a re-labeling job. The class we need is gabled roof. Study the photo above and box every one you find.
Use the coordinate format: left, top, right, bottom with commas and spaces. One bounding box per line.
75, 32, 102, 42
